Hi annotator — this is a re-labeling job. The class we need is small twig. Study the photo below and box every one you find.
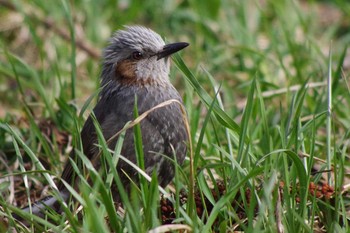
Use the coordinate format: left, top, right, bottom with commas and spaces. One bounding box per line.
298, 152, 327, 164
261, 82, 326, 97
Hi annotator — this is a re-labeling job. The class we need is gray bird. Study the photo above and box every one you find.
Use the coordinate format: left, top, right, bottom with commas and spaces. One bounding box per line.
16, 25, 189, 223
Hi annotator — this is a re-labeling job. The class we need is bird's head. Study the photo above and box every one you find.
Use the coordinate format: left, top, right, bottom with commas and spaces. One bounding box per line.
101, 25, 188, 88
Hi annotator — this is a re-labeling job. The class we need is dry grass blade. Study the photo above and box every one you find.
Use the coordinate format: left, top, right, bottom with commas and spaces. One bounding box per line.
262, 82, 326, 97
148, 224, 192, 233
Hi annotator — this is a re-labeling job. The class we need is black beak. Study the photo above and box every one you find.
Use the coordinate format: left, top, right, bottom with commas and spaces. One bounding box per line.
157, 42, 189, 60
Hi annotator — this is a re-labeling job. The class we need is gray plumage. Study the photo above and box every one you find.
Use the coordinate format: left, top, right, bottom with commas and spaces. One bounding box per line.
16, 25, 189, 223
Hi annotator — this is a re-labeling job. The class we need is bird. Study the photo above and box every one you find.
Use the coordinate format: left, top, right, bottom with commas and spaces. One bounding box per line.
15, 25, 189, 224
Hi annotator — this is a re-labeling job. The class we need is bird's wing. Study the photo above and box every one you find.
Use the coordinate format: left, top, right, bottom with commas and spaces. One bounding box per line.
58, 89, 187, 191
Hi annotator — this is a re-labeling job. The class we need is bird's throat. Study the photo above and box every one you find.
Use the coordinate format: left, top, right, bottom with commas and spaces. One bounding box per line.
115, 60, 167, 87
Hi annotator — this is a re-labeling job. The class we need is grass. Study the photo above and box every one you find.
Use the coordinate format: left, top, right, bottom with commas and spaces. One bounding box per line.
1, 0, 350, 232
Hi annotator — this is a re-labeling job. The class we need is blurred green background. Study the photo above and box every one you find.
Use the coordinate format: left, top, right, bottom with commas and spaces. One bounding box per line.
1, 0, 350, 232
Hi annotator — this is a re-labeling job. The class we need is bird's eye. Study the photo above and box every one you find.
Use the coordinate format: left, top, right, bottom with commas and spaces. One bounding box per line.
132, 51, 143, 60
